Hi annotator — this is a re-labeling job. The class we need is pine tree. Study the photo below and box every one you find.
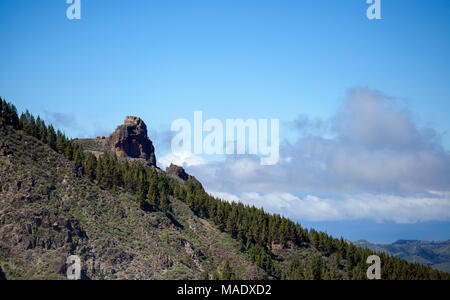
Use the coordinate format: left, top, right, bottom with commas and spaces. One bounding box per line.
22, 111, 34, 136
73, 145, 84, 174
283, 256, 304, 280
101, 152, 113, 188
56, 130, 66, 154
47, 125, 57, 150
3, 101, 11, 125
95, 157, 103, 184
85, 153, 97, 181
20, 113, 28, 131
147, 179, 159, 210
136, 171, 148, 204
35, 116, 43, 139
160, 193, 170, 213
64, 142, 73, 161
309, 230, 319, 249
10, 104, 20, 129
29, 114, 37, 137
158, 177, 171, 213
305, 256, 322, 280
0, 97, 3, 120
345, 258, 353, 280
38, 119, 48, 143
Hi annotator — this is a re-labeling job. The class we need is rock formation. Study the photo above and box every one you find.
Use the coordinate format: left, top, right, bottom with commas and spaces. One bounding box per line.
166, 164, 195, 181
105, 116, 156, 167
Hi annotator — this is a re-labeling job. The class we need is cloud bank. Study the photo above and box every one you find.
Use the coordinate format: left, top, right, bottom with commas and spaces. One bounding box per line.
189, 88, 450, 194
210, 191, 450, 224
164, 88, 450, 223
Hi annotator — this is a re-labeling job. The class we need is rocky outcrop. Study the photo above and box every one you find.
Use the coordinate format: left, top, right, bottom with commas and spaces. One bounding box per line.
106, 116, 156, 167
166, 164, 194, 181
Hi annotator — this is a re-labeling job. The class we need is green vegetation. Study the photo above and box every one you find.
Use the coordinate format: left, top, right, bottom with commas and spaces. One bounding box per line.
355, 240, 450, 273
1, 96, 449, 280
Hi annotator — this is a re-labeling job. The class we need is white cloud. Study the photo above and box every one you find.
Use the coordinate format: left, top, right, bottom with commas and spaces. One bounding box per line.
189, 88, 450, 194
209, 191, 241, 203
208, 191, 450, 224
182, 88, 450, 224
158, 151, 206, 169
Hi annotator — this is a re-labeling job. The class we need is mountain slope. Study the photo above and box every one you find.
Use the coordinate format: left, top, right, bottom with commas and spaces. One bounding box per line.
355, 240, 450, 273
0, 98, 449, 280
0, 122, 265, 279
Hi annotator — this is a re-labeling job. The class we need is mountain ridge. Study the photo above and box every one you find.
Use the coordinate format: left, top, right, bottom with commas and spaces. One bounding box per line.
354, 239, 450, 273
0, 119, 265, 279
0, 97, 448, 280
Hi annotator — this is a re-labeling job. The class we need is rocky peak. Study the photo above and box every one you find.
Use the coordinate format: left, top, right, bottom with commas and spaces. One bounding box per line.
106, 116, 156, 167
166, 164, 194, 181
124, 116, 145, 128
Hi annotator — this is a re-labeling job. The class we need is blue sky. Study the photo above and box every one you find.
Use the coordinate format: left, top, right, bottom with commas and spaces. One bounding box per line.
1, 0, 450, 243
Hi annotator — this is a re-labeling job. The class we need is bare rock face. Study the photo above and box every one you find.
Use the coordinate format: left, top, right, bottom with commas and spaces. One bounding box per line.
166, 164, 194, 181
106, 116, 156, 167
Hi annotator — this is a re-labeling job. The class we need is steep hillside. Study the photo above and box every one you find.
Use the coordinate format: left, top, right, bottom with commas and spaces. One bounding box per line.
0, 98, 449, 280
355, 240, 450, 273
0, 122, 265, 280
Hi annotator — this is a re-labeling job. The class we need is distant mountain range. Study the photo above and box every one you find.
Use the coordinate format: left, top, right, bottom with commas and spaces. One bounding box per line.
355, 240, 450, 273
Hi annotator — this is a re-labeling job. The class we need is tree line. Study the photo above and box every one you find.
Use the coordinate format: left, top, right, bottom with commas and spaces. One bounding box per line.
1, 97, 448, 280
